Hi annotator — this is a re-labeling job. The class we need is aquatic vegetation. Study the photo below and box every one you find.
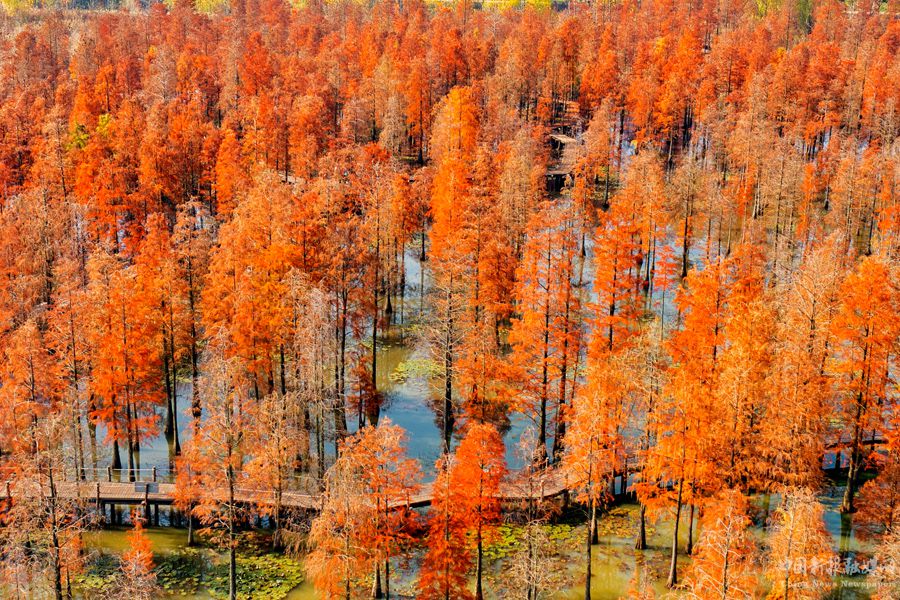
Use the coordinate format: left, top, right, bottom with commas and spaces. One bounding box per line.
206, 554, 306, 600
74, 554, 120, 596
156, 548, 207, 596
390, 358, 443, 383
81, 543, 304, 600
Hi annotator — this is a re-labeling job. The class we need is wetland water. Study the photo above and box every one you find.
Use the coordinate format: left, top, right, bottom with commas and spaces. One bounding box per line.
81, 246, 877, 599
112, 245, 531, 481
85, 492, 874, 599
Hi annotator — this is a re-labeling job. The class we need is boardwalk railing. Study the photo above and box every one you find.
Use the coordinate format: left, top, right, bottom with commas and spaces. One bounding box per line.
0, 430, 888, 513
0, 466, 574, 511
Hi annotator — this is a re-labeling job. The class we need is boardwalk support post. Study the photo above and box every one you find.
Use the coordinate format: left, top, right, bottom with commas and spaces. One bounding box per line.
95, 482, 102, 522
106, 466, 112, 482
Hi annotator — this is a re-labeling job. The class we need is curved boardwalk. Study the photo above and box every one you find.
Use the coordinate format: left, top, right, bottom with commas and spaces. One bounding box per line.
0, 431, 886, 512
0, 467, 574, 511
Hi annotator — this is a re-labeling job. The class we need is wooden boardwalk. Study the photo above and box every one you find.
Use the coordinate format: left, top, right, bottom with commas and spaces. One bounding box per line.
0, 467, 574, 511
0, 430, 886, 513
0, 480, 324, 510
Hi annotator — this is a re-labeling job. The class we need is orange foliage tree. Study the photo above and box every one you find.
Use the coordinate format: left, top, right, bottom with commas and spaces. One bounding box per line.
684, 489, 758, 599
306, 419, 420, 598
507, 200, 582, 463
117, 516, 158, 599
765, 488, 836, 600
85, 249, 163, 479
638, 257, 733, 587
830, 254, 899, 513
178, 341, 250, 600
0, 3, 898, 598
419, 422, 506, 600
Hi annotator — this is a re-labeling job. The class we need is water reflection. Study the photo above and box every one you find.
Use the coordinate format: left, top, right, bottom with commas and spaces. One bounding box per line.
104, 246, 533, 483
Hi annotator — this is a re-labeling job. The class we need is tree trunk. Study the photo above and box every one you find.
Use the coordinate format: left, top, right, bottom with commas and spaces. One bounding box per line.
164, 340, 174, 436
537, 241, 552, 465
667, 478, 684, 588
229, 539, 237, 600
372, 563, 383, 598
189, 274, 201, 425
841, 398, 864, 513
635, 503, 647, 550
228, 487, 237, 600
127, 437, 136, 481
681, 195, 692, 280
334, 290, 349, 456
442, 286, 454, 452
584, 498, 594, 600
169, 329, 180, 455
686, 503, 695, 555
88, 396, 99, 471
48, 467, 63, 600
187, 508, 195, 546
371, 234, 380, 426
112, 439, 122, 471
553, 281, 572, 462
475, 528, 484, 600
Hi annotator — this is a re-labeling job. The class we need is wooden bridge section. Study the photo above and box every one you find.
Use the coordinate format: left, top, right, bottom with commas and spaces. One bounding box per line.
0, 466, 576, 512
0, 430, 886, 519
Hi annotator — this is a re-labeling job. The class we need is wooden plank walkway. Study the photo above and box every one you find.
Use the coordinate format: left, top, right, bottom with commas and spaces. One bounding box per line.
0, 468, 573, 511
0, 431, 886, 512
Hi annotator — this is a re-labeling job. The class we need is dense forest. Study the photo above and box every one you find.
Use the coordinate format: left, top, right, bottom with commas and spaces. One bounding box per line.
0, 0, 898, 598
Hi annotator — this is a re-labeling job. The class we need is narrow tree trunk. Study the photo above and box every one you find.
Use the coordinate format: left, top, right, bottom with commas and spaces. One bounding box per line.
667, 478, 684, 588
686, 503, 695, 555
112, 439, 122, 471
127, 427, 136, 482
553, 275, 572, 462
442, 285, 454, 452
372, 563, 383, 598
189, 283, 201, 426
48, 466, 63, 600
187, 507, 195, 546
584, 498, 594, 600
371, 228, 380, 426
842, 396, 865, 513
89, 395, 99, 471
635, 503, 647, 550
537, 292, 551, 462
228, 481, 237, 600
164, 341, 174, 436
170, 334, 181, 455
475, 528, 484, 600
334, 291, 349, 456
229, 536, 237, 600
681, 197, 692, 279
